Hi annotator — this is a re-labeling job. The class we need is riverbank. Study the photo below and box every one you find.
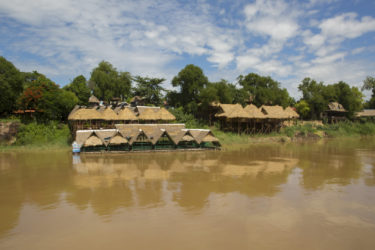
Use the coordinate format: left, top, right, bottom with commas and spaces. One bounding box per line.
1, 120, 375, 152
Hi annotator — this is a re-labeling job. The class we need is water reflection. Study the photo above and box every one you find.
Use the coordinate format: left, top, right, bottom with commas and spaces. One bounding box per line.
0, 138, 375, 248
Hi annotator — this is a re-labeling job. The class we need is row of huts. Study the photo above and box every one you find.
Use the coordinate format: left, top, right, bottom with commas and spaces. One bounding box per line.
75, 124, 220, 152
68, 105, 176, 134
210, 103, 299, 134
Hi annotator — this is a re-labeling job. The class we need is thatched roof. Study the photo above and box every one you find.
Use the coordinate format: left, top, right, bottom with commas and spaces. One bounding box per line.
88, 95, 100, 104
244, 104, 265, 119
356, 109, 375, 117
141, 126, 163, 145
68, 105, 80, 120
260, 105, 289, 119
284, 107, 300, 119
202, 132, 220, 142
189, 129, 210, 144
108, 134, 128, 145
136, 106, 160, 115
159, 108, 176, 121
75, 130, 94, 145
100, 107, 118, 120
168, 129, 188, 144
153, 130, 174, 145
117, 107, 138, 120
181, 134, 195, 142
83, 135, 103, 147
138, 108, 160, 120
68, 108, 102, 120
215, 103, 250, 119
115, 123, 186, 132
327, 102, 347, 112
95, 129, 117, 146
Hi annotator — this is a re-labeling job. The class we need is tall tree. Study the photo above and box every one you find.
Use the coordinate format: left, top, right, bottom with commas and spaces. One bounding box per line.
172, 64, 208, 113
89, 61, 131, 102
63, 75, 91, 105
237, 73, 293, 107
133, 76, 165, 106
0, 57, 24, 115
362, 76, 375, 108
18, 75, 78, 121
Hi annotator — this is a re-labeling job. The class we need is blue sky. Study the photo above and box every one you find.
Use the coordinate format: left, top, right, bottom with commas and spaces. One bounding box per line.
1, 0, 375, 98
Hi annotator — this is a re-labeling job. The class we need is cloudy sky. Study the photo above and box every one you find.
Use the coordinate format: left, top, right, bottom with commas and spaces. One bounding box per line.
1, 0, 375, 98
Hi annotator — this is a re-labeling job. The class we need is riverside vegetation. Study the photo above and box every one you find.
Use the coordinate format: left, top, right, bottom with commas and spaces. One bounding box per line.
1, 55, 375, 150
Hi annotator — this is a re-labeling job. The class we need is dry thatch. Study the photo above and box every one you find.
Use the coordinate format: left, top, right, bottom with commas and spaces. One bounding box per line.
168, 129, 188, 144
202, 132, 220, 142
159, 107, 176, 120
76, 130, 93, 145
95, 129, 117, 146
260, 105, 289, 119
244, 104, 265, 119
142, 126, 163, 145
84, 135, 103, 147
116, 107, 138, 120
115, 123, 185, 132
138, 108, 160, 120
68, 108, 102, 120
181, 134, 195, 142
284, 107, 300, 119
88, 95, 100, 104
189, 129, 210, 144
356, 109, 375, 117
100, 107, 118, 120
327, 102, 346, 112
68, 105, 80, 120
108, 134, 128, 145
215, 103, 250, 119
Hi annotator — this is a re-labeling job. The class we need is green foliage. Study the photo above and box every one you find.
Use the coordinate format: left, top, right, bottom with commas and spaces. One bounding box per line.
295, 100, 310, 119
89, 61, 131, 102
133, 76, 165, 105
298, 78, 363, 119
169, 107, 207, 128
362, 76, 375, 108
0, 57, 24, 115
18, 75, 78, 122
171, 64, 208, 113
15, 122, 70, 146
238, 73, 293, 107
63, 75, 91, 105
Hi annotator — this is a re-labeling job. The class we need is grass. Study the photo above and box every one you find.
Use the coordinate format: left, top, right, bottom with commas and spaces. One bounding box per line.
0, 122, 72, 151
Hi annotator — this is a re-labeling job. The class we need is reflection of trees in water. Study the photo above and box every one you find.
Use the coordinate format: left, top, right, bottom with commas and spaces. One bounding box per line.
1, 139, 374, 237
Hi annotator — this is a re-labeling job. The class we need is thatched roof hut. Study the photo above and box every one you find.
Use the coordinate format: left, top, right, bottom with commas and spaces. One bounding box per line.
108, 134, 128, 145
83, 135, 103, 147
76, 130, 94, 145
260, 105, 289, 119
100, 107, 118, 121
68, 108, 103, 120
215, 104, 250, 119
95, 129, 117, 146
159, 108, 176, 121
116, 107, 138, 120
202, 131, 220, 143
189, 129, 210, 144
138, 108, 160, 120
327, 102, 346, 112
284, 107, 300, 119
88, 95, 100, 104
244, 104, 265, 119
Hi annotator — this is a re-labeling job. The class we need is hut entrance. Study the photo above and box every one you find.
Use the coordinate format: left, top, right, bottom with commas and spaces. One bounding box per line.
108, 133, 129, 151
81, 135, 106, 152
177, 132, 199, 149
132, 131, 153, 151
155, 132, 175, 150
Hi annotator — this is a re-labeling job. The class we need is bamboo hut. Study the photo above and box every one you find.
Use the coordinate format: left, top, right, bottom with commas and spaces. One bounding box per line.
154, 130, 175, 150
75, 130, 94, 146
88, 95, 100, 106
107, 133, 129, 151
68, 108, 103, 133
243, 104, 266, 133
201, 131, 221, 148
130, 129, 153, 151
260, 105, 290, 132
215, 104, 249, 134
176, 130, 199, 149
95, 129, 117, 146
322, 102, 347, 123
99, 107, 118, 128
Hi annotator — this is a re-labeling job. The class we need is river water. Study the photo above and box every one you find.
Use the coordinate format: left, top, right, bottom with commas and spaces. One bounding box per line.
1, 138, 375, 250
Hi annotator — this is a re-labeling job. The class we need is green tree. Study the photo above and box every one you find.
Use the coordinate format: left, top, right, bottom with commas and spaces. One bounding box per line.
89, 61, 131, 102
362, 76, 375, 108
172, 64, 208, 113
295, 100, 310, 119
18, 75, 78, 122
237, 73, 293, 107
0, 57, 24, 115
133, 76, 165, 106
63, 75, 91, 105
332, 81, 363, 117
298, 78, 328, 119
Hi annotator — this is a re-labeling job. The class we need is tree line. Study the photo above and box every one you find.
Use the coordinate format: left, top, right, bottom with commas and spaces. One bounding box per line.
0, 56, 374, 122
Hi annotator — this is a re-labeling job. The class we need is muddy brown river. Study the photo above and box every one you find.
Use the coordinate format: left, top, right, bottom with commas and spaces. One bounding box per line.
1, 138, 375, 250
